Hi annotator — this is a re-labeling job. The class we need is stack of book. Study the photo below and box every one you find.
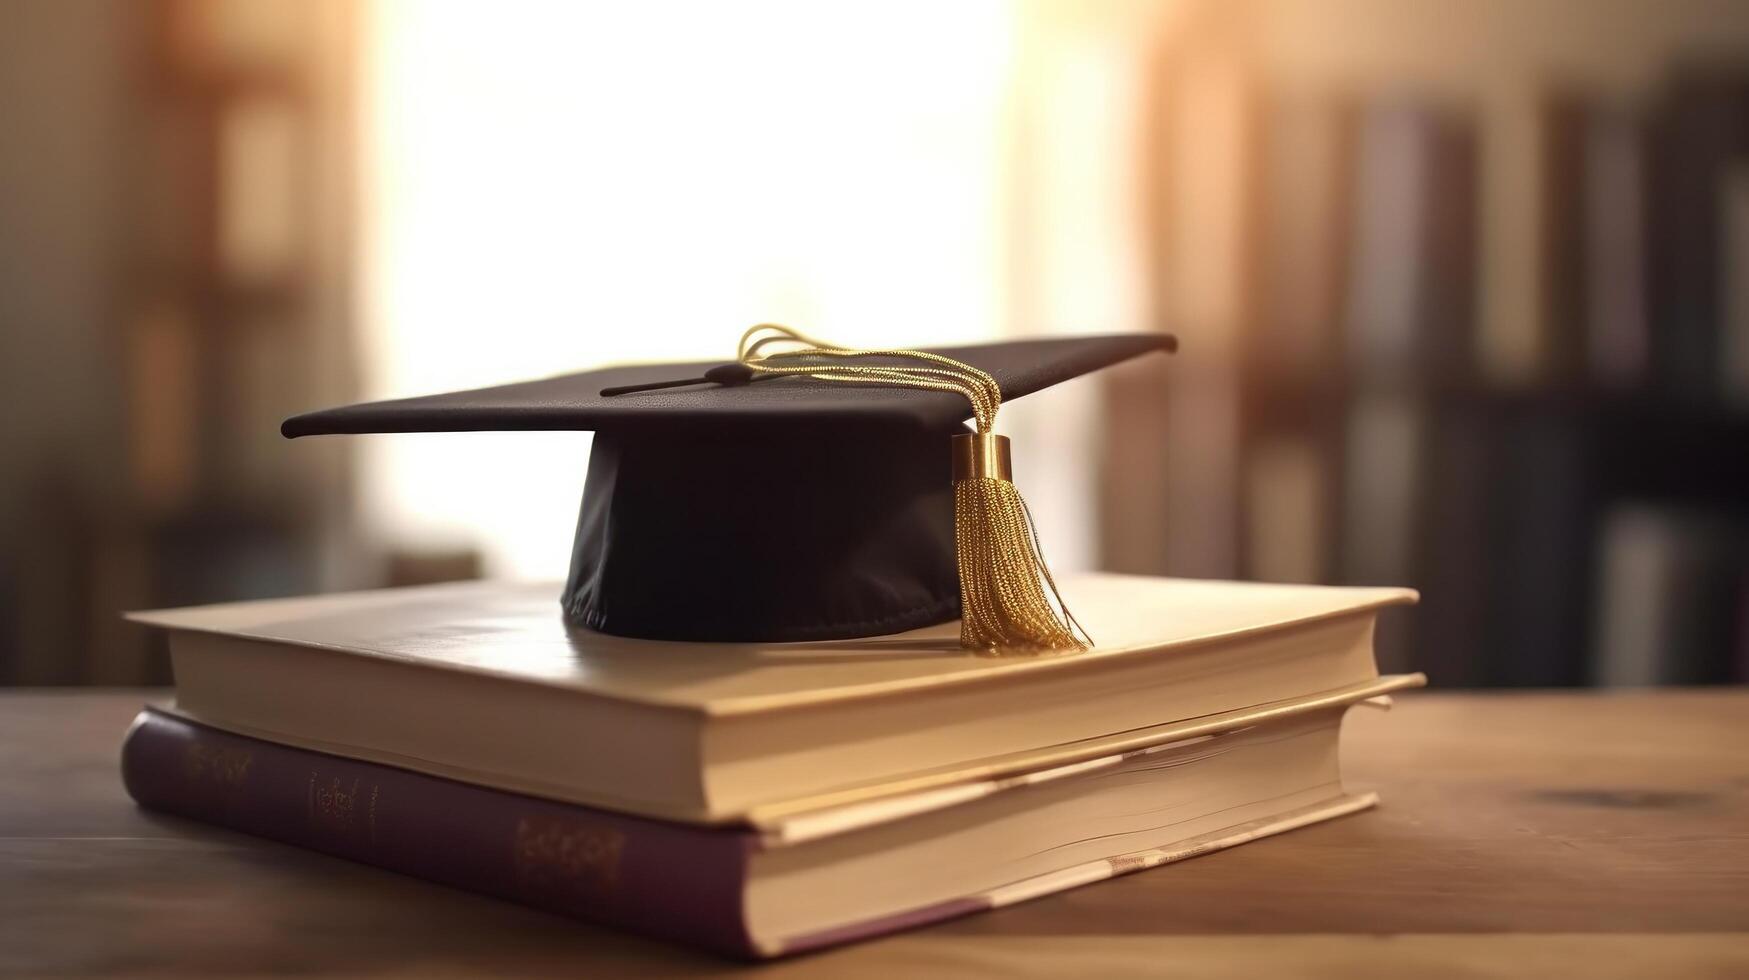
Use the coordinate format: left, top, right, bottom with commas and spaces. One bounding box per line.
123, 573, 1420, 958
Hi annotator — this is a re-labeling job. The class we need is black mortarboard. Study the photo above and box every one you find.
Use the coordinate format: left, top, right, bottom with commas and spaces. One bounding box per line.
284, 330, 1175, 647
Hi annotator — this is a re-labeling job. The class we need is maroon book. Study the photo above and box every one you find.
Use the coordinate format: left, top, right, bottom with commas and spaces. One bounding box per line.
122, 708, 768, 958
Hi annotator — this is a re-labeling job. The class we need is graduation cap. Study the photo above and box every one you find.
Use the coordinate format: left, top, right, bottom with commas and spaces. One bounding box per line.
284, 326, 1176, 650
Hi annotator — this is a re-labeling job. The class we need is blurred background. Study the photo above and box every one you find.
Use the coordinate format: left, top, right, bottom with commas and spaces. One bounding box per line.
3, 0, 1748, 688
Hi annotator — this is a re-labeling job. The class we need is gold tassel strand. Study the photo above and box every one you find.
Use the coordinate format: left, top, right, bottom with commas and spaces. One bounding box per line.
738, 324, 1089, 653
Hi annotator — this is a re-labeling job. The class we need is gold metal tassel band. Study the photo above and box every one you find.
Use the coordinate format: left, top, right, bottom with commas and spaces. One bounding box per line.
737, 324, 1089, 652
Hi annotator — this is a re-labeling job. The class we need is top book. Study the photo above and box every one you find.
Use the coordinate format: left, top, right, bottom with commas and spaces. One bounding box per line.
132, 573, 1416, 823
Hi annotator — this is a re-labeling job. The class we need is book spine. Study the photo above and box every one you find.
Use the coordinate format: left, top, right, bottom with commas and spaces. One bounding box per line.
120, 709, 757, 958
1579, 103, 1650, 386
1646, 69, 1749, 400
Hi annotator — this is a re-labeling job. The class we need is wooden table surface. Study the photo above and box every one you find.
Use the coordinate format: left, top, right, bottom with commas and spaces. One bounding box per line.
2, 690, 1746, 978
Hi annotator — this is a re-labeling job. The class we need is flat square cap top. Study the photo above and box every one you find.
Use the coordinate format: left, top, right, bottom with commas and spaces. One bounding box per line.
282, 333, 1175, 438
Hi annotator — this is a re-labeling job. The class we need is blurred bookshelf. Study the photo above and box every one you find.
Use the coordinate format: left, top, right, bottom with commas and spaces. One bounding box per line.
0, 0, 361, 685
1108, 0, 1749, 687
113, 0, 364, 684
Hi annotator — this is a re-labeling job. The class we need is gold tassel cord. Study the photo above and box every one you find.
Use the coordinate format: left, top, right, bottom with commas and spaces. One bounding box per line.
737, 324, 1089, 652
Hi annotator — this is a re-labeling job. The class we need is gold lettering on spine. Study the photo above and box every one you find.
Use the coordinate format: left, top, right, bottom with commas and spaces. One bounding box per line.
306, 771, 369, 836
183, 744, 252, 786
513, 816, 626, 897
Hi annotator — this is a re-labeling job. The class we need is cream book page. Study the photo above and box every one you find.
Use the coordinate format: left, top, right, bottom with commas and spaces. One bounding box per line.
129, 573, 1415, 713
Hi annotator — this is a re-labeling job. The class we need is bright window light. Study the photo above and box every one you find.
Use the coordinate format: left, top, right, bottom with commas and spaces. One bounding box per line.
360, 0, 1018, 578
360, 0, 1151, 579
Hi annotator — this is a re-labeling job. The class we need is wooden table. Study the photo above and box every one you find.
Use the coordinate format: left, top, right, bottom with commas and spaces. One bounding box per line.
2, 690, 1746, 978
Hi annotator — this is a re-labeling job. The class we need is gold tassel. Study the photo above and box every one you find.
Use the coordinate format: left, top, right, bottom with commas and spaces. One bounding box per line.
953, 433, 1085, 651
737, 324, 1089, 653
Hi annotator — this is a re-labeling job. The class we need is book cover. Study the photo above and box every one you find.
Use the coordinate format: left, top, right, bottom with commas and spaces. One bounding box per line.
122, 707, 759, 957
